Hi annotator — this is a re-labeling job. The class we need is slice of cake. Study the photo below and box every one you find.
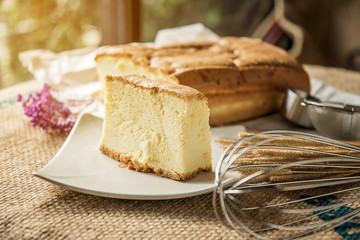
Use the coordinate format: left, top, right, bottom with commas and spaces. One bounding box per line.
99, 75, 212, 181
95, 37, 310, 126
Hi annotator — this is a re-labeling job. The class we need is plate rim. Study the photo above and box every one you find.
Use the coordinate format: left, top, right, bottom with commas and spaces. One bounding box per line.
33, 171, 216, 200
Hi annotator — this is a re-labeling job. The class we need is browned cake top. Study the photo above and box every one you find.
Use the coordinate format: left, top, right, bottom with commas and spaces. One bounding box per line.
106, 75, 208, 102
96, 37, 302, 75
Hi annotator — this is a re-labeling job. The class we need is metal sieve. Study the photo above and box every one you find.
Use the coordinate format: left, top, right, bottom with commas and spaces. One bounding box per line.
281, 88, 360, 141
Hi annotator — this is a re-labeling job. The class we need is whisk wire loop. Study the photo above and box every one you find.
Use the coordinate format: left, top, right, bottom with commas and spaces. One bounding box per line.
213, 130, 360, 239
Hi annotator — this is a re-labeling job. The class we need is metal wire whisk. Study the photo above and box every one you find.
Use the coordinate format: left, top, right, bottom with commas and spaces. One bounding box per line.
213, 130, 360, 240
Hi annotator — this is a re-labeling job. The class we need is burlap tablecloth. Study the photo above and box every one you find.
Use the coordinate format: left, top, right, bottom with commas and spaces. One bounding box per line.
1, 65, 360, 240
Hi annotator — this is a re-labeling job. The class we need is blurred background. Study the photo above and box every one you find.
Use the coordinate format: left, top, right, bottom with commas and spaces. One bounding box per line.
1, 0, 360, 89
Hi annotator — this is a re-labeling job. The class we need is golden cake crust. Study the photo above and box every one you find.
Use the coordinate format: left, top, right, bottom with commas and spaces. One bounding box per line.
106, 75, 207, 101
99, 144, 212, 181
96, 37, 309, 93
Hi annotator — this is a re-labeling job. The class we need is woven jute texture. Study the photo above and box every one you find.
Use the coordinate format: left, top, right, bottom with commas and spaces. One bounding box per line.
1, 65, 360, 240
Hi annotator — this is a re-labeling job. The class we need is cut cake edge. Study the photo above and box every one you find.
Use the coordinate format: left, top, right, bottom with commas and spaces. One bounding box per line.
99, 145, 212, 181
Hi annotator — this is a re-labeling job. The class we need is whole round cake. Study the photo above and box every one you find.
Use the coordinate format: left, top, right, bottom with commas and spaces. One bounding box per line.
95, 37, 310, 125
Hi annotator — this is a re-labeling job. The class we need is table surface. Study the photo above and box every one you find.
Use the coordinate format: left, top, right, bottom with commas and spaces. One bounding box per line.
1, 64, 360, 240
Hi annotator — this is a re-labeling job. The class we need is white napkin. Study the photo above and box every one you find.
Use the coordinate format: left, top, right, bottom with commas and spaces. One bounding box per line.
310, 78, 360, 103
19, 24, 360, 122
154, 23, 219, 46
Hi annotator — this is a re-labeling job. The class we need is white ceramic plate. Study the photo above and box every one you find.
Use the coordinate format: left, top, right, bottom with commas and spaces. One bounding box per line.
33, 114, 244, 200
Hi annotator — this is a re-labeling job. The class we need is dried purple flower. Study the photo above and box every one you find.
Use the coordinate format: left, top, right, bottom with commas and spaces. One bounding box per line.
18, 84, 75, 133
